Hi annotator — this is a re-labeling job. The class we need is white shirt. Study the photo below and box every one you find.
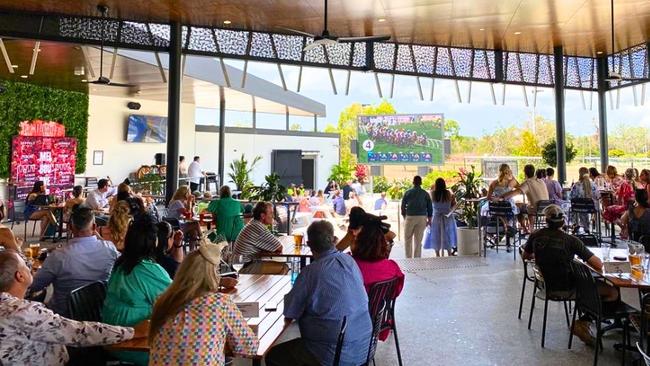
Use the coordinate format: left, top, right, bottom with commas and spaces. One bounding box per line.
188, 161, 203, 184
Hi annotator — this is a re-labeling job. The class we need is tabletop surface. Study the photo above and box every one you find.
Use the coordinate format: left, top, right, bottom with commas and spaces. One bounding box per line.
257, 235, 313, 258
589, 247, 650, 289
107, 274, 292, 359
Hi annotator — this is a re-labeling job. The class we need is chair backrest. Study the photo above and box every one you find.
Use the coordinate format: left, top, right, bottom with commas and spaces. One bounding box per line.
367, 277, 399, 321
569, 260, 602, 318
535, 200, 554, 214
333, 316, 348, 366
67, 281, 107, 322
638, 235, 650, 253
571, 198, 597, 213
575, 233, 601, 248
162, 217, 181, 230
365, 301, 387, 364
518, 247, 535, 282
488, 201, 514, 217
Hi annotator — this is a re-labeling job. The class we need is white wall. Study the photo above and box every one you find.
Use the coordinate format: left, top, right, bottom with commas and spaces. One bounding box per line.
85, 95, 196, 181
195, 130, 339, 190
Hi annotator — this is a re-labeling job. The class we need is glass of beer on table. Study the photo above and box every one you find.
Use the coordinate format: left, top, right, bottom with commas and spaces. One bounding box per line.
29, 243, 41, 259
292, 231, 304, 249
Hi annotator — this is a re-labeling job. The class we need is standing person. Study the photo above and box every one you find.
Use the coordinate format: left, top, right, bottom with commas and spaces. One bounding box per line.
187, 156, 204, 193
332, 190, 347, 216
29, 208, 119, 317
0, 250, 145, 366
341, 180, 353, 200
401, 176, 433, 258
501, 164, 549, 233
206, 185, 244, 242
24, 181, 58, 240
423, 178, 457, 257
351, 179, 364, 206
265, 221, 372, 366
178, 156, 188, 183
545, 167, 564, 203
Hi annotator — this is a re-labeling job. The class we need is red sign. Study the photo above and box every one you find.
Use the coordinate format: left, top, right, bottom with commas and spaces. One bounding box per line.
18, 120, 66, 137
11, 136, 77, 199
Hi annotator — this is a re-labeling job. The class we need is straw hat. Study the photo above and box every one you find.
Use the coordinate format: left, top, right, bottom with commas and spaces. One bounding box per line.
198, 239, 227, 265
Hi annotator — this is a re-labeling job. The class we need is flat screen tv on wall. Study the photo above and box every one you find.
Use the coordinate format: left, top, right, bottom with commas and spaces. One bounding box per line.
126, 114, 168, 143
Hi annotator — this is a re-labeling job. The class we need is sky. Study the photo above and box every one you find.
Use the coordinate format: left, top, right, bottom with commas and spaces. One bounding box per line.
196, 58, 650, 138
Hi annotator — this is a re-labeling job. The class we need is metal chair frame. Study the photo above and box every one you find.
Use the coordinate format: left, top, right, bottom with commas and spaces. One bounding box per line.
366, 277, 403, 366
485, 201, 519, 260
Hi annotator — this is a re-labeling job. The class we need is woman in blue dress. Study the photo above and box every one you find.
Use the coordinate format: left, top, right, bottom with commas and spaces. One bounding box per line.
423, 178, 457, 257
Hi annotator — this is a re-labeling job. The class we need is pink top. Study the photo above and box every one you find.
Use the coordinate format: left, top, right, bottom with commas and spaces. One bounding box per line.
352, 258, 405, 298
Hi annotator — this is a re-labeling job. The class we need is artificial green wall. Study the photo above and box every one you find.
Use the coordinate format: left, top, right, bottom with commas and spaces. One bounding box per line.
0, 80, 89, 178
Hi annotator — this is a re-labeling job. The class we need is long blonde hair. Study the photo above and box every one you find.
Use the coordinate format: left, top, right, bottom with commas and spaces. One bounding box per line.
498, 164, 512, 184
149, 248, 221, 343
578, 170, 592, 199
107, 201, 131, 250
172, 186, 190, 202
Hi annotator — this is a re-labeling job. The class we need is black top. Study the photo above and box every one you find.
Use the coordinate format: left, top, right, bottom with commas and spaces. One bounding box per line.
157, 254, 180, 279
523, 228, 594, 290
342, 184, 353, 200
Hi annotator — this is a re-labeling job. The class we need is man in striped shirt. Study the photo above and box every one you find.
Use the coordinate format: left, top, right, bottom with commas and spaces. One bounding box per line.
234, 202, 288, 274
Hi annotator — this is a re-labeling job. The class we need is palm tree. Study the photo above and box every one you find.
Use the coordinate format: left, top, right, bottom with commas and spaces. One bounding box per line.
228, 154, 262, 191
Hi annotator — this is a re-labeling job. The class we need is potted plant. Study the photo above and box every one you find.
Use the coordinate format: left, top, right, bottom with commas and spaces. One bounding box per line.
228, 154, 262, 199
249, 173, 287, 202
451, 166, 483, 255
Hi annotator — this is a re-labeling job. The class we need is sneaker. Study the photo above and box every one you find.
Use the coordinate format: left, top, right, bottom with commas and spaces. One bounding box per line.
572, 320, 595, 347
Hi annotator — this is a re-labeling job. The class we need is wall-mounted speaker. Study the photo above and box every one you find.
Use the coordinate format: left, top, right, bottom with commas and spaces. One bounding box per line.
127, 102, 141, 110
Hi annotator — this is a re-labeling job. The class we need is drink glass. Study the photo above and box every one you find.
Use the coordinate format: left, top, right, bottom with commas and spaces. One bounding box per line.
293, 233, 304, 248
29, 243, 41, 259
630, 254, 642, 266
601, 243, 611, 261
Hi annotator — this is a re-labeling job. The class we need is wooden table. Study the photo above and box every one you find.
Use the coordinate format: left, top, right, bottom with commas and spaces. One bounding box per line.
106, 274, 292, 365
259, 235, 313, 269
590, 247, 650, 289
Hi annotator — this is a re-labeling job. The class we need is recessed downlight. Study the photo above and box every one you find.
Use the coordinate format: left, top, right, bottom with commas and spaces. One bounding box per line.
378, 18, 386, 22
514, 31, 522, 35
597, 51, 604, 55
20, 75, 28, 79
479, 28, 485, 31
223, 20, 231, 25
11, 65, 18, 68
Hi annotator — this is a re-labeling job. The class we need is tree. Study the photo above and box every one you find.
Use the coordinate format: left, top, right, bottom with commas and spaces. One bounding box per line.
444, 119, 460, 138
513, 130, 541, 156
541, 139, 577, 167
289, 123, 301, 131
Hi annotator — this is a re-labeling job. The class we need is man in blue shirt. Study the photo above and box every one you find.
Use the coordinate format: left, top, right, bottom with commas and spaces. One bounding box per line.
374, 192, 388, 211
401, 175, 433, 258
29, 208, 119, 317
332, 190, 347, 216
265, 220, 372, 366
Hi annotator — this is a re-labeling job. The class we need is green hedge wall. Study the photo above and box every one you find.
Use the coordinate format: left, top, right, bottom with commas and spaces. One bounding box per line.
0, 80, 89, 178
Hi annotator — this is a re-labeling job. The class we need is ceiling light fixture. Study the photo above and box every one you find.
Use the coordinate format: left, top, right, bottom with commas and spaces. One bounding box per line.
597, 51, 603, 55
479, 28, 485, 31
81, 79, 87, 82
11, 65, 17, 68
20, 75, 27, 79
514, 31, 522, 35
378, 18, 386, 22
223, 20, 231, 25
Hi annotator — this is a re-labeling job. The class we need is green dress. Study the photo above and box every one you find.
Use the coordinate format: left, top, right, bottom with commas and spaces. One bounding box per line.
207, 197, 244, 242
102, 260, 172, 365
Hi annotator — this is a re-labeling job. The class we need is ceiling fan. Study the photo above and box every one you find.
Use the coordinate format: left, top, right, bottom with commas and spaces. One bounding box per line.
82, 5, 136, 88
604, 0, 650, 83
281, 0, 391, 52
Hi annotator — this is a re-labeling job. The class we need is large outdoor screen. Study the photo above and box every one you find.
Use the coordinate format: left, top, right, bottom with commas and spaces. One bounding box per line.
357, 114, 444, 165
126, 114, 168, 143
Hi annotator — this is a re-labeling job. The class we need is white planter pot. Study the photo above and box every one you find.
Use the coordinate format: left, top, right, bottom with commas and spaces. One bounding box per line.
457, 227, 480, 256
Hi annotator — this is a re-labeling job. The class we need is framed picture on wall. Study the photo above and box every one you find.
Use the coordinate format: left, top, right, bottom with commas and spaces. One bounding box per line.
93, 150, 104, 165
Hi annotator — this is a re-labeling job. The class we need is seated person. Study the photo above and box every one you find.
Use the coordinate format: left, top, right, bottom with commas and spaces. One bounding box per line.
234, 202, 287, 275
99, 200, 131, 251
0, 200, 21, 251
351, 213, 405, 341
167, 186, 200, 249
265, 221, 372, 366
207, 185, 244, 242
63, 185, 85, 218
621, 189, 650, 241
82, 178, 115, 225
501, 164, 549, 233
298, 193, 311, 213
374, 192, 388, 211
0, 250, 146, 366
337, 207, 396, 252
149, 242, 255, 365
30, 208, 118, 317
102, 214, 172, 366
155, 221, 185, 279
332, 190, 346, 216
196, 191, 213, 214
308, 190, 321, 206
522, 204, 618, 346
24, 180, 57, 240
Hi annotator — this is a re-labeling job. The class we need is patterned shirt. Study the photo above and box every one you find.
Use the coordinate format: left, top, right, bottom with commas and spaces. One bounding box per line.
284, 248, 372, 366
150, 292, 258, 365
0, 292, 133, 366
30, 235, 119, 317
234, 220, 282, 262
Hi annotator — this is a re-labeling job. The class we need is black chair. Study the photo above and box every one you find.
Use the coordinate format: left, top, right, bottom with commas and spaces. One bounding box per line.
630, 292, 650, 355
533, 200, 555, 230
333, 316, 348, 366
569, 261, 635, 366
527, 265, 574, 348
485, 201, 518, 260
570, 198, 602, 238
366, 277, 403, 366
576, 233, 601, 248
68, 281, 107, 321
518, 247, 536, 320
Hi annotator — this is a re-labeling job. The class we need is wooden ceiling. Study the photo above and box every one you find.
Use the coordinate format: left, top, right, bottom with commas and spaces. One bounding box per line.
0, 39, 307, 114
0, 0, 649, 56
